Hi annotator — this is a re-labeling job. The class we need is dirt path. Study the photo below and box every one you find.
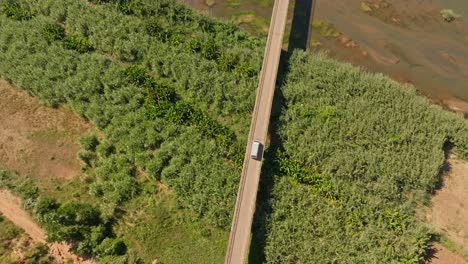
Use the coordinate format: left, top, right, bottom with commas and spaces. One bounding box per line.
0, 189, 95, 264
427, 243, 467, 264
0, 190, 46, 243
421, 156, 468, 264
427, 156, 468, 252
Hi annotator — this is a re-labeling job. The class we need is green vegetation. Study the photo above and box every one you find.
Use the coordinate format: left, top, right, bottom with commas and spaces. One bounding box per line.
63, 35, 95, 53
116, 189, 227, 263
1, 169, 132, 261
1, 0, 468, 263
0, 0, 32, 21
230, 11, 269, 37
441, 9, 462, 23
312, 19, 341, 38
0, 0, 247, 233
43, 23, 65, 43
262, 51, 468, 263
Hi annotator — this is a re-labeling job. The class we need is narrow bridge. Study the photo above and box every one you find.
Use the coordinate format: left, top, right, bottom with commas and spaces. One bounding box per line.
224, 1, 290, 263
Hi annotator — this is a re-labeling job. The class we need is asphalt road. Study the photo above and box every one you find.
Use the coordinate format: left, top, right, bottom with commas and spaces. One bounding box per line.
224, 1, 290, 263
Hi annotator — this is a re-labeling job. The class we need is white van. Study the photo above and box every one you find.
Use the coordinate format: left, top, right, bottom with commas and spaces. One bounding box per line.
251, 140, 262, 160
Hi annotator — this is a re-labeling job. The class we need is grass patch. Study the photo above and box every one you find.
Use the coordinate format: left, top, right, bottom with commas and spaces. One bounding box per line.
230, 10, 269, 36
312, 18, 341, 38
28, 129, 72, 143
438, 235, 468, 261
117, 185, 227, 263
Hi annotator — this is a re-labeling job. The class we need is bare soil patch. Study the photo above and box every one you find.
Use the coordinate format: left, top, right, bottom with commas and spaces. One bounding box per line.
0, 79, 92, 179
0, 189, 95, 264
427, 243, 467, 264
420, 156, 468, 263
427, 157, 468, 251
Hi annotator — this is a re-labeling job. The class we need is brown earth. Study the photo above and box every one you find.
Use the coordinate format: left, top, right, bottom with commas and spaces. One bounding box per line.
0, 189, 95, 264
426, 156, 468, 256
0, 79, 92, 179
0, 189, 46, 243
427, 243, 467, 264
0, 79, 95, 262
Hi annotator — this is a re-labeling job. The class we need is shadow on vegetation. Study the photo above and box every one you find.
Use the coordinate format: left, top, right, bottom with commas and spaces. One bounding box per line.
288, 0, 316, 52
248, 1, 316, 261
248, 50, 288, 264
248, 0, 315, 264
432, 140, 454, 193
424, 141, 454, 262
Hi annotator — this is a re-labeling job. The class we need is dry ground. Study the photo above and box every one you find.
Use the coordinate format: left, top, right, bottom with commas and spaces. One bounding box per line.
428, 157, 468, 250
428, 243, 467, 264
425, 156, 468, 263
0, 79, 94, 263
0, 79, 92, 179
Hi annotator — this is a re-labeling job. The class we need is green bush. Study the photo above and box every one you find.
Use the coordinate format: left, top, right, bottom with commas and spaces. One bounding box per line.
90, 154, 139, 204
0, 0, 32, 21
441, 9, 462, 22
43, 23, 65, 43
123, 66, 149, 87
63, 35, 94, 53
79, 134, 100, 151
96, 238, 127, 257
36, 199, 121, 256
78, 150, 97, 168
96, 141, 116, 158
201, 40, 220, 60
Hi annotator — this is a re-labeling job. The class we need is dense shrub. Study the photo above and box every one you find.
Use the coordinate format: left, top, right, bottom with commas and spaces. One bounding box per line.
277, 152, 336, 201
79, 134, 100, 151
90, 154, 139, 204
96, 238, 127, 257
123, 65, 243, 164
262, 51, 468, 263
43, 23, 65, 43
441, 9, 462, 22
63, 35, 94, 53
0, 0, 32, 21
35, 198, 124, 257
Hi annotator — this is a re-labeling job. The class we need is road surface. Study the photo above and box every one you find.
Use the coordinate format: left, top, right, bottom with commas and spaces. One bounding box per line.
224, 0, 290, 263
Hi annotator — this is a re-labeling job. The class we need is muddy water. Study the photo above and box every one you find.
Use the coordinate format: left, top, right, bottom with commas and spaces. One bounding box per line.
315, 0, 468, 112
181, 0, 468, 113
